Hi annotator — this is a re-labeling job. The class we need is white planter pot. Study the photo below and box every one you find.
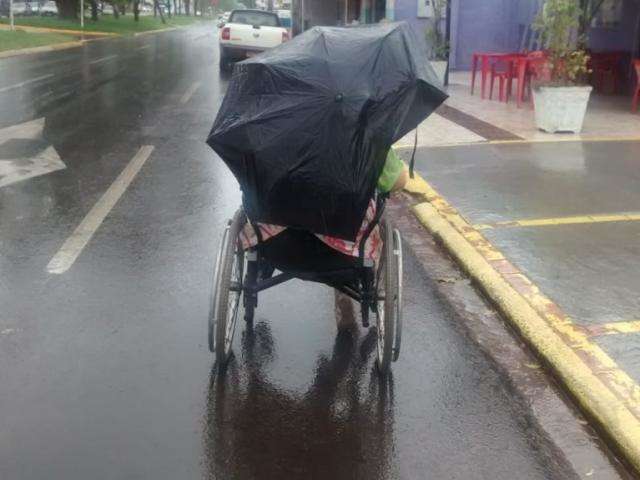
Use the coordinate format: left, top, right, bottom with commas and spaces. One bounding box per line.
430, 60, 448, 87
532, 86, 593, 134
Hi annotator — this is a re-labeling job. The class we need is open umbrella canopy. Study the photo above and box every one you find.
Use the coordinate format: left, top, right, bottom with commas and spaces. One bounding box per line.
207, 21, 448, 241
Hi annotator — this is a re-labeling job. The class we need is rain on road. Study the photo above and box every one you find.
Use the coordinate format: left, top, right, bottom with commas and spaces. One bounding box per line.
0, 23, 582, 479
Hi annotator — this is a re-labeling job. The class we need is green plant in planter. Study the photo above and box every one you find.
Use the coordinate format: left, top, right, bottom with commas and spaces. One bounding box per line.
425, 0, 449, 61
533, 0, 591, 86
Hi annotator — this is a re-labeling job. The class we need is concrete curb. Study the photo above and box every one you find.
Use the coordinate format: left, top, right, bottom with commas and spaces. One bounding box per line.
406, 175, 640, 476
134, 27, 178, 36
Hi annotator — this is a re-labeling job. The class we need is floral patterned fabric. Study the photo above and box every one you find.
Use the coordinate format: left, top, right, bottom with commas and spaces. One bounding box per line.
239, 199, 383, 262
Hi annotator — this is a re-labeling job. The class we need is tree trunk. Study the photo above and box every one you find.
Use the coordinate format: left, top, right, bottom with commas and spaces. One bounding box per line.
89, 0, 98, 20
166, 0, 171, 17
173, 0, 177, 16
154, 0, 165, 22
184, 0, 190, 16
112, 2, 119, 18
133, 0, 139, 20
55, 0, 77, 18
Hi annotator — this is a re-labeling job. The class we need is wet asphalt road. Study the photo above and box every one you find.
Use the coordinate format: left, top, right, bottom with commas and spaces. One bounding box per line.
1, 23, 576, 479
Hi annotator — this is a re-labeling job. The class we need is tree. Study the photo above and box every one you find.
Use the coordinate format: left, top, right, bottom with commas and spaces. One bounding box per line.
89, 0, 98, 20
425, 0, 449, 60
577, 0, 622, 48
154, 0, 165, 22
534, 0, 590, 85
133, 0, 140, 21
55, 0, 77, 18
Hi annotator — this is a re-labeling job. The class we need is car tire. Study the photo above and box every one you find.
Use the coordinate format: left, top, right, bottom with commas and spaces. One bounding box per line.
219, 47, 231, 72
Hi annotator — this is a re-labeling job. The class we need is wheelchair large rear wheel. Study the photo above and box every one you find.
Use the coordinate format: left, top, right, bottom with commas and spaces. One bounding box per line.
209, 209, 246, 367
375, 215, 401, 374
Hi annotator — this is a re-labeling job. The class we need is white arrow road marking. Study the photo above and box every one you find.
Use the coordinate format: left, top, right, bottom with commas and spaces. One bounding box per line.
180, 81, 201, 105
0, 118, 66, 188
47, 145, 155, 275
0, 146, 66, 188
0, 74, 54, 94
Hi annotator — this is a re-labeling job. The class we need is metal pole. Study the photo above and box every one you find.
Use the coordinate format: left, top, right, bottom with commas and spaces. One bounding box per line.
10, 0, 15, 30
81, 0, 84, 28
300, 0, 304, 31
444, 0, 452, 86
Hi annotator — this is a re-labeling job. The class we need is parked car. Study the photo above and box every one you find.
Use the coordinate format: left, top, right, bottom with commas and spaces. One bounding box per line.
11, 2, 32, 15
100, 3, 114, 14
219, 9, 289, 71
38, 1, 58, 16
217, 11, 230, 28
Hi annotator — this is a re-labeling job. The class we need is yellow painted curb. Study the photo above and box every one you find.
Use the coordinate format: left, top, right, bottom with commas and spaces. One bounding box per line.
0, 40, 83, 59
404, 168, 640, 473
393, 135, 640, 151
412, 200, 640, 473
0, 23, 116, 36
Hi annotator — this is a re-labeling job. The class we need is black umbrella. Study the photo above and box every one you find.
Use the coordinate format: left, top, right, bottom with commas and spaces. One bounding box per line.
207, 21, 448, 241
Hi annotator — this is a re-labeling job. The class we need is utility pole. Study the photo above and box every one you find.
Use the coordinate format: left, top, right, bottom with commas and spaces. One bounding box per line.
9, 0, 14, 30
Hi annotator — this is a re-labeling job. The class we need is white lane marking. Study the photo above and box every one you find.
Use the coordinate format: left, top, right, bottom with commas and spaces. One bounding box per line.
89, 54, 118, 65
180, 81, 201, 105
0, 74, 54, 94
46, 145, 155, 274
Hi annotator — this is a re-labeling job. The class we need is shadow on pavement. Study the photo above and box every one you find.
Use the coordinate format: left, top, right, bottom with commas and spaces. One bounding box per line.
203, 318, 395, 480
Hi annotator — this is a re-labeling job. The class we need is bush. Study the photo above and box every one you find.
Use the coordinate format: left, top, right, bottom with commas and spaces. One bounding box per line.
533, 0, 590, 86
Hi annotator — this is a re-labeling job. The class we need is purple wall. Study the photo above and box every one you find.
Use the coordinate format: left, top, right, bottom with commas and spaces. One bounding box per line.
451, 0, 542, 70
392, 0, 542, 70
393, 0, 429, 35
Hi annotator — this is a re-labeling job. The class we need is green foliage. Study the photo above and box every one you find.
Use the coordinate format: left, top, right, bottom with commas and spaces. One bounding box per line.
0, 15, 201, 33
533, 0, 590, 86
424, 0, 448, 61
0, 30, 74, 52
217, 0, 241, 11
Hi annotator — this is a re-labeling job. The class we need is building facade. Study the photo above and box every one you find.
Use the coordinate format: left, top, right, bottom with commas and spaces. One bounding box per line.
292, 0, 640, 70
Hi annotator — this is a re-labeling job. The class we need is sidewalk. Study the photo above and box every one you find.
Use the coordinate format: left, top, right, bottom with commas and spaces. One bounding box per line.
399, 71, 640, 149
399, 78, 640, 473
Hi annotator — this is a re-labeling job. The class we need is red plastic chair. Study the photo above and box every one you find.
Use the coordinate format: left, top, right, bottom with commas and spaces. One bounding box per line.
513, 51, 549, 108
633, 60, 640, 113
590, 52, 623, 94
489, 57, 516, 102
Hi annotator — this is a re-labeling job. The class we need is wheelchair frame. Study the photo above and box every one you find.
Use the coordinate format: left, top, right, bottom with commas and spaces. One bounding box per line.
209, 194, 403, 375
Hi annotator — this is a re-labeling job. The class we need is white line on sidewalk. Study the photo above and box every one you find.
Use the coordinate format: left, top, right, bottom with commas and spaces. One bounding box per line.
180, 81, 201, 105
0, 74, 54, 94
46, 145, 155, 275
89, 54, 118, 65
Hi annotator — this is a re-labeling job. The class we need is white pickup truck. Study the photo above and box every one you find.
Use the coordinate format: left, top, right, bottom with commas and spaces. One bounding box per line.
219, 9, 289, 71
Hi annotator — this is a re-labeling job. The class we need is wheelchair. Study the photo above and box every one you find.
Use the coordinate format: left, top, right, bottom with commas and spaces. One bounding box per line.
208, 194, 403, 374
